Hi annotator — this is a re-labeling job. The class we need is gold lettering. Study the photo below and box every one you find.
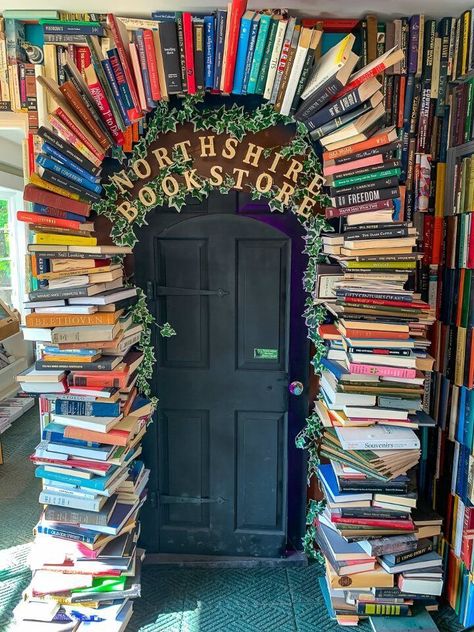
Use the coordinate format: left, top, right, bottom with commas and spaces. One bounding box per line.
275, 182, 295, 205
222, 137, 238, 159
284, 159, 304, 183
138, 186, 157, 207
161, 176, 179, 197
183, 168, 201, 191
109, 169, 134, 195
232, 167, 250, 190
210, 165, 224, 186
256, 172, 273, 193
174, 140, 192, 162
152, 147, 173, 169
199, 135, 216, 157
243, 142, 264, 168
268, 152, 283, 173
307, 173, 325, 195
132, 158, 151, 179
117, 200, 138, 222
296, 195, 316, 218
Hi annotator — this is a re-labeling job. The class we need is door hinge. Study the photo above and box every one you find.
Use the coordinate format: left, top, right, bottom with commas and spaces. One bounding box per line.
160, 495, 226, 505
146, 280, 156, 302
149, 490, 158, 508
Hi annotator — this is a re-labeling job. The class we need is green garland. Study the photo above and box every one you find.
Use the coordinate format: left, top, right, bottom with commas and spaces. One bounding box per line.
94, 93, 330, 558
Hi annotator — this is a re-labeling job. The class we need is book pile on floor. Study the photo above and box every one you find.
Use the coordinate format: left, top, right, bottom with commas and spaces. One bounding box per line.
298, 35, 445, 627
13, 115, 152, 628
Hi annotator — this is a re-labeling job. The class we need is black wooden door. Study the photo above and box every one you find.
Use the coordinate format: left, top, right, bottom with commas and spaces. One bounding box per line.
135, 192, 308, 557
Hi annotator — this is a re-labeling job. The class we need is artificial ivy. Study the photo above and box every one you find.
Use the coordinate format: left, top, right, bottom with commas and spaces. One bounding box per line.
95, 92, 331, 558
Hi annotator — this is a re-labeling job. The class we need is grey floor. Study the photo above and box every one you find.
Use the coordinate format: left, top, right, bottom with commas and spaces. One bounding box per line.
0, 406, 464, 631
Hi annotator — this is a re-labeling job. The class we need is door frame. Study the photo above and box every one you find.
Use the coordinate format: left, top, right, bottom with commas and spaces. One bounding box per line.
134, 192, 309, 558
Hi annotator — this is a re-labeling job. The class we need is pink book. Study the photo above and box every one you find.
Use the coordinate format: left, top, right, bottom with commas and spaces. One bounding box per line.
348, 362, 417, 379
129, 42, 149, 112
325, 198, 396, 219
323, 154, 385, 176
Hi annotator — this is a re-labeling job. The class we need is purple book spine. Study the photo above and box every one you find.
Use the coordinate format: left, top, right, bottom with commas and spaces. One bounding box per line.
408, 16, 420, 74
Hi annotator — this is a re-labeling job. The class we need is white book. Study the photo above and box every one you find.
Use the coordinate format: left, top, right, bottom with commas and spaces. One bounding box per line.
46, 442, 113, 462
280, 28, 319, 115
320, 373, 376, 408
19, 381, 67, 394
48, 276, 89, 290
17, 367, 65, 383
52, 413, 123, 433
348, 353, 417, 368
398, 575, 443, 596
263, 19, 288, 100
39, 490, 105, 512
34, 306, 98, 314
335, 425, 420, 451
68, 287, 137, 306
344, 404, 410, 419
23, 299, 66, 309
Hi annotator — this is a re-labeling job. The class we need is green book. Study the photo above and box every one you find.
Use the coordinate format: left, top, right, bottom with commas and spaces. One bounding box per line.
4, 10, 59, 19
465, 79, 474, 143
246, 14, 272, 94
39, 19, 102, 26
332, 168, 402, 189
462, 269, 472, 328
254, 17, 278, 95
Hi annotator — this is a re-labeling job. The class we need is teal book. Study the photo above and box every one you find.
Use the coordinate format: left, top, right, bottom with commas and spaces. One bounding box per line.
246, 13, 272, 94
241, 14, 260, 94
368, 606, 439, 631
35, 465, 119, 491
255, 17, 278, 95
232, 11, 255, 94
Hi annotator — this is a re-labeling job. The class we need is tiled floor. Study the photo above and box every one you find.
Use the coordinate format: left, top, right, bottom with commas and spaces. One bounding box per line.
0, 406, 464, 631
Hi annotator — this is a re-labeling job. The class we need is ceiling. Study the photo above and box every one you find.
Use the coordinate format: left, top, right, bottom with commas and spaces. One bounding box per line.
5, 1, 474, 19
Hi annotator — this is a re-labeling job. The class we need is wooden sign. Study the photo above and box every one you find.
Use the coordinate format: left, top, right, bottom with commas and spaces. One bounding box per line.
107, 122, 324, 222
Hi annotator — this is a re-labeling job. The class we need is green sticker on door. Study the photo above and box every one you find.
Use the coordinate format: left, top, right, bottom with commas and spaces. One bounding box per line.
254, 348, 279, 360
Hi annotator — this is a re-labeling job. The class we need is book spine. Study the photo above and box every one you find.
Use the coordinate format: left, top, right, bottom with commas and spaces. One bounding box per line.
41, 142, 98, 183
35, 467, 105, 490
348, 362, 417, 379
393, 542, 433, 564
408, 16, 420, 74
247, 15, 271, 95
305, 87, 366, 131
330, 175, 399, 197
204, 16, 215, 89
134, 30, 155, 109
143, 30, 161, 100
331, 187, 400, 209
101, 58, 131, 127
294, 75, 344, 121
193, 21, 205, 90
159, 21, 182, 94
59, 82, 109, 150
107, 14, 142, 119
71, 374, 126, 388
84, 73, 124, 146
48, 114, 103, 168
332, 168, 402, 188
175, 12, 187, 92
241, 18, 259, 94
54, 399, 120, 417
308, 100, 374, 137
274, 27, 299, 111
232, 16, 253, 94
222, 1, 246, 93
182, 13, 196, 94
264, 19, 287, 100
255, 17, 277, 95
356, 603, 410, 616
40, 492, 103, 514
23, 183, 91, 217
42, 23, 104, 36
18, 211, 83, 232
33, 205, 85, 223
107, 49, 134, 111
36, 359, 117, 371
36, 155, 102, 195
269, 18, 295, 104
36, 167, 99, 203
35, 524, 95, 544
289, 44, 315, 114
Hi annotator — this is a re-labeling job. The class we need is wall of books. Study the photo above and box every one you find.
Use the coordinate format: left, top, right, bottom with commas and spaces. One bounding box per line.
2, 2, 474, 629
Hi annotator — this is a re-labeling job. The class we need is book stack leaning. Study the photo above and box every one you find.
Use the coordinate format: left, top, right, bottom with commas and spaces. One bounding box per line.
13, 123, 152, 629
299, 35, 444, 626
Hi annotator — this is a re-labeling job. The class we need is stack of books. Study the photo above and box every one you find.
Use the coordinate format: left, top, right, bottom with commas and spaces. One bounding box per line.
301, 33, 444, 627
13, 97, 152, 626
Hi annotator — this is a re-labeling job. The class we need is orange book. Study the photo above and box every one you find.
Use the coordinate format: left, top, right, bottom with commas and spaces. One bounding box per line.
64, 419, 136, 447
25, 311, 121, 328
71, 365, 129, 388
56, 332, 124, 350
340, 327, 409, 340
322, 126, 398, 161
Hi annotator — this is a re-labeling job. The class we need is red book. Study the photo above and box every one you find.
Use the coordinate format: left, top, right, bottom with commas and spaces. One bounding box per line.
27, 132, 35, 177
29, 455, 111, 472
75, 46, 91, 72
343, 297, 429, 310
64, 424, 133, 447
23, 184, 91, 217
332, 517, 415, 530
325, 198, 396, 219
183, 12, 196, 94
301, 18, 358, 32
54, 106, 105, 162
143, 30, 161, 100
323, 127, 398, 161
107, 13, 142, 121
222, 0, 247, 93
71, 368, 129, 389
341, 327, 409, 340
17, 211, 91, 232
84, 65, 124, 146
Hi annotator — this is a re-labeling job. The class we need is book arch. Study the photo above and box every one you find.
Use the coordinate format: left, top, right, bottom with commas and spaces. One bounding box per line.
92, 94, 329, 550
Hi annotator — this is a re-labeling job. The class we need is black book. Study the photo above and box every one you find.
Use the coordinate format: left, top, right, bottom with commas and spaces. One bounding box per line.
382, 538, 434, 565
294, 67, 355, 122
289, 43, 317, 115
329, 159, 401, 183
158, 21, 182, 94
175, 12, 187, 92
329, 186, 400, 209
337, 507, 410, 520
343, 226, 410, 241
36, 357, 121, 372
193, 19, 205, 90
344, 221, 408, 233
37, 126, 102, 177
329, 175, 400, 197
36, 167, 100, 204
307, 98, 377, 138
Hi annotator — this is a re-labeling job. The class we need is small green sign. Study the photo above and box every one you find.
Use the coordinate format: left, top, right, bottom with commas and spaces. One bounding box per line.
254, 348, 278, 360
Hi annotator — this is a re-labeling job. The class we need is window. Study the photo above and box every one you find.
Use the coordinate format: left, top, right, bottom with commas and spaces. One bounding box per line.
0, 189, 27, 312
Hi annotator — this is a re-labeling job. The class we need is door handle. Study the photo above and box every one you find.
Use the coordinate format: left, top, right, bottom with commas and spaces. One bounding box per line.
289, 381, 304, 396
156, 286, 229, 297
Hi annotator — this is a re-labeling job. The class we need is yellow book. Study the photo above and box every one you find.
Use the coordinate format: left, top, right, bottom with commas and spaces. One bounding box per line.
33, 233, 98, 246
42, 354, 101, 363
434, 162, 446, 218
29, 172, 80, 201
462, 11, 471, 77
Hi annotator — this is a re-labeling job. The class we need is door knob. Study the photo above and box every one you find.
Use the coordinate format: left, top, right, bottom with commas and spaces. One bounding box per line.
289, 381, 304, 396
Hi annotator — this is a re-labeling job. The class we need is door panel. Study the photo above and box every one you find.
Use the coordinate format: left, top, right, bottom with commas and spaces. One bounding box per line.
134, 195, 308, 557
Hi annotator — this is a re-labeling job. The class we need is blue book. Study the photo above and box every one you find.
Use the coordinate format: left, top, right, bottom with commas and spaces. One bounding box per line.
43, 346, 97, 356
466, 389, 474, 452
36, 155, 102, 195
151, 11, 176, 20
54, 399, 121, 418
36, 254, 49, 289
33, 203, 86, 224
134, 29, 155, 110
460, 385, 469, 446
35, 465, 119, 491
213, 9, 227, 90
317, 463, 372, 502
204, 15, 215, 89
246, 13, 271, 94
107, 49, 134, 111
101, 58, 131, 127
232, 11, 254, 94
36, 522, 100, 544
41, 22, 104, 36
241, 14, 260, 94
41, 423, 100, 448
320, 357, 348, 381
41, 142, 98, 183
